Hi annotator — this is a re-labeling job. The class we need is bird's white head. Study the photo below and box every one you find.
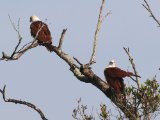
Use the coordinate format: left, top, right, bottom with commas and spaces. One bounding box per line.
107, 60, 116, 68
30, 15, 41, 22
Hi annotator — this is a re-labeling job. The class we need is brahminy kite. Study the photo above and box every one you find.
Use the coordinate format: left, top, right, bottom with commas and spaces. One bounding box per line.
104, 60, 135, 94
30, 15, 54, 51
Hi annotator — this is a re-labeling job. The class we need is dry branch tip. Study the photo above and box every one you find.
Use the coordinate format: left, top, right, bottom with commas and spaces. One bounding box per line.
58, 28, 67, 49
89, 0, 106, 65
142, 0, 160, 26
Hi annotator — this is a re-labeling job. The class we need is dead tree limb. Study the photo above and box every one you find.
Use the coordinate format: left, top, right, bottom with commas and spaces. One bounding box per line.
89, 0, 105, 65
0, 85, 48, 120
0, 41, 38, 61
142, 0, 160, 27
8, 15, 22, 58
58, 29, 67, 49
123, 47, 140, 89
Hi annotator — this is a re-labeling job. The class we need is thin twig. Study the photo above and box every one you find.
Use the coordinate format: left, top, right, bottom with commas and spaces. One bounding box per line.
129, 76, 137, 83
11, 37, 22, 58
123, 47, 140, 89
17, 41, 33, 52
0, 85, 6, 101
73, 57, 83, 66
0, 85, 48, 120
102, 10, 112, 22
142, 0, 160, 27
8, 15, 18, 32
16, 41, 38, 55
89, 0, 105, 65
58, 29, 67, 49
8, 15, 22, 58
0, 42, 38, 61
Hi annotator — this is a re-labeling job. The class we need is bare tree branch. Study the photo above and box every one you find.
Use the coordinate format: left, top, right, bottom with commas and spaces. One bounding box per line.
123, 47, 140, 89
8, 15, 22, 58
89, 0, 105, 65
58, 29, 67, 49
0, 41, 38, 61
8, 15, 21, 37
142, 0, 160, 27
0, 85, 48, 120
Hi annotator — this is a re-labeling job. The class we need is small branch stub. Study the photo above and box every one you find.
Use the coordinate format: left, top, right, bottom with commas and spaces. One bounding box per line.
58, 29, 67, 49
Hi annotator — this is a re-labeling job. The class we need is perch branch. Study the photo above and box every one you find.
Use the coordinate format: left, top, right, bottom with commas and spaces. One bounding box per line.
89, 0, 105, 65
58, 29, 67, 49
0, 85, 47, 120
0, 20, 47, 61
142, 0, 160, 27
123, 47, 140, 89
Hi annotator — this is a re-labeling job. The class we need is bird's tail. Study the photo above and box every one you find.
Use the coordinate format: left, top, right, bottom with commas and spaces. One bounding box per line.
43, 43, 54, 52
127, 72, 141, 78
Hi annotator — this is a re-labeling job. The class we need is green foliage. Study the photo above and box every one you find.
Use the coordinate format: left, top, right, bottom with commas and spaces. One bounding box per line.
72, 78, 160, 120
99, 104, 110, 120
125, 78, 160, 119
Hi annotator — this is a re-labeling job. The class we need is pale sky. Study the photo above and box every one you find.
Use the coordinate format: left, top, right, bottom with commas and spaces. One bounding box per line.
0, 0, 160, 119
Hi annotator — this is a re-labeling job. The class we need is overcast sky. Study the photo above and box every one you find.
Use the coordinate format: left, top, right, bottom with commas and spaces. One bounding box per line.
0, 0, 160, 120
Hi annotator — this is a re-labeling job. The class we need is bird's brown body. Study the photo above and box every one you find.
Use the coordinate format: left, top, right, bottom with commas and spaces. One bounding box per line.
104, 67, 133, 93
30, 21, 52, 44
30, 16, 54, 52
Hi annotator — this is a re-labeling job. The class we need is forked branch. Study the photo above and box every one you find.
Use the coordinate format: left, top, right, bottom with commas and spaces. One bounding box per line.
0, 85, 47, 120
8, 15, 22, 58
142, 0, 160, 26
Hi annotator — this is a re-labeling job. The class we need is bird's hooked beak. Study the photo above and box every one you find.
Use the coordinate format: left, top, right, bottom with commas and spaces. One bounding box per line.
107, 60, 116, 68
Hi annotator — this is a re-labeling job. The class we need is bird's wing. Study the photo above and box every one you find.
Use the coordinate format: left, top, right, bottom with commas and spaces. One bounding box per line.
30, 21, 52, 43
41, 23, 51, 36
30, 21, 41, 37
104, 67, 133, 78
